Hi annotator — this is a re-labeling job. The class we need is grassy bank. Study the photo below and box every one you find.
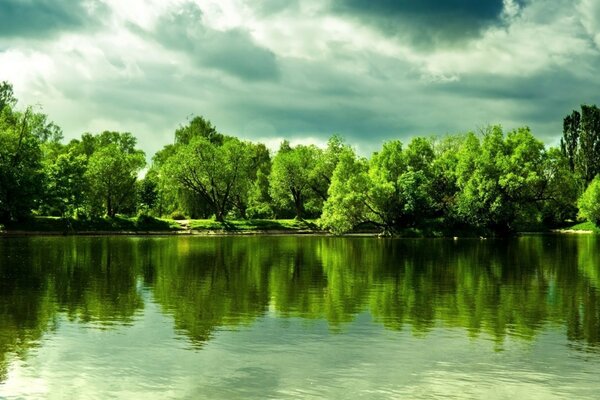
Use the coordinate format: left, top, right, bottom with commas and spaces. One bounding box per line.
556, 221, 600, 233
0, 216, 323, 235
2, 216, 598, 236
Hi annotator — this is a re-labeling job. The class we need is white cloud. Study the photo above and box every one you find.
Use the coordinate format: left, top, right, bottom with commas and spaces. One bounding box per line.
1, 0, 599, 159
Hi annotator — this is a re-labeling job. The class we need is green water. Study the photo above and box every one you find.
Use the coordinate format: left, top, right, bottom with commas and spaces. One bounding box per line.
0, 235, 599, 399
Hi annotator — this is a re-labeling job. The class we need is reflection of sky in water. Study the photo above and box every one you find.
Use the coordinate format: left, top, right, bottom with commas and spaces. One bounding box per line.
1, 298, 599, 400
0, 236, 600, 399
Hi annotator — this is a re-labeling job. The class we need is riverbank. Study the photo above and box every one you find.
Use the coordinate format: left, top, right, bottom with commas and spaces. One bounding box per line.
0, 216, 328, 236
1, 216, 598, 237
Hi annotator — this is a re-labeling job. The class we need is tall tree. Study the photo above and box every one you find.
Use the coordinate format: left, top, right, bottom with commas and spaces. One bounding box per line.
560, 105, 600, 186
455, 126, 547, 233
0, 83, 53, 222
85, 132, 145, 217
166, 136, 252, 221
269, 142, 322, 219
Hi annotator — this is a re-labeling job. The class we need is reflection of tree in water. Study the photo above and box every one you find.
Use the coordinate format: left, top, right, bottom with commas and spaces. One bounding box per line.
149, 237, 271, 346
0, 237, 144, 381
145, 236, 600, 349
0, 235, 599, 379
0, 239, 56, 382
49, 237, 144, 325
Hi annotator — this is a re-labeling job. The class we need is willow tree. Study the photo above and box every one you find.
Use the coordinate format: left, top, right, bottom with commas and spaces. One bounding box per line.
84, 132, 146, 217
166, 136, 252, 222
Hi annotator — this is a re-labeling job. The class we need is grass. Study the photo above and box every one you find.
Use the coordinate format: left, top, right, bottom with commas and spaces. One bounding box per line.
186, 218, 320, 232
4, 215, 181, 233
565, 221, 600, 232
2, 216, 321, 234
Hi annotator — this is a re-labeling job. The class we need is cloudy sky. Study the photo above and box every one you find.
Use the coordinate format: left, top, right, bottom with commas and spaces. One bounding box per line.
1, 0, 599, 157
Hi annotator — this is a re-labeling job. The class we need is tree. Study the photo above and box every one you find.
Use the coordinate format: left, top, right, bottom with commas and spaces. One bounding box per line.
166, 136, 252, 222
137, 172, 159, 213
85, 133, 145, 217
309, 135, 348, 201
0, 84, 45, 222
175, 115, 223, 146
269, 142, 322, 219
577, 177, 600, 225
561, 105, 600, 186
320, 147, 371, 234
41, 146, 87, 217
455, 126, 547, 233
322, 138, 434, 234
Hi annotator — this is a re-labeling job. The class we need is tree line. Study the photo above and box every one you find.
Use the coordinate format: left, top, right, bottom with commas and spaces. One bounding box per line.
1, 80, 600, 234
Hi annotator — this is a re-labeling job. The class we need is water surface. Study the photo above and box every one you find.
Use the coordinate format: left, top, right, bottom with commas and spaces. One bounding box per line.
0, 235, 599, 399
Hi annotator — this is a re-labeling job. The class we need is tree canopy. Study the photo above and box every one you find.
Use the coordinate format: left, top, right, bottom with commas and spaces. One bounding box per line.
0, 79, 598, 235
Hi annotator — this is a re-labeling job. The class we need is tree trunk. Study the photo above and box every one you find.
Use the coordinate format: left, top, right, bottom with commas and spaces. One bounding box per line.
293, 193, 303, 219
107, 195, 114, 217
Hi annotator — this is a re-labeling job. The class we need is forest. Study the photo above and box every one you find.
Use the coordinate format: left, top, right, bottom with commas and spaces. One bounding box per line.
1, 80, 600, 235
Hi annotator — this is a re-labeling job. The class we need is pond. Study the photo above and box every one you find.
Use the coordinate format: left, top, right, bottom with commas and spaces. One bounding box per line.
0, 235, 599, 399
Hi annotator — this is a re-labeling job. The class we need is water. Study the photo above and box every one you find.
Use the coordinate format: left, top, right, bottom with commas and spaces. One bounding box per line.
0, 235, 599, 399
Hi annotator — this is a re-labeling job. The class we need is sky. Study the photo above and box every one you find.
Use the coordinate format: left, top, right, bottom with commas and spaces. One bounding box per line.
0, 0, 599, 157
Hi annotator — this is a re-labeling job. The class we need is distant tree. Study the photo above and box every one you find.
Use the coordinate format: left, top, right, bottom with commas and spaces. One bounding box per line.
561, 105, 600, 186
0, 83, 56, 221
309, 135, 347, 201
540, 147, 578, 224
175, 115, 223, 146
137, 172, 159, 213
41, 146, 87, 217
455, 126, 547, 233
85, 132, 145, 217
166, 136, 252, 222
269, 142, 322, 219
320, 147, 371, 234
0, 107, 44, 222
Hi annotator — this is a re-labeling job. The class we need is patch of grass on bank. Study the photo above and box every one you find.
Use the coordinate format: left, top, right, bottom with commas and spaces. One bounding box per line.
5, 215, 182, 232
187, 218, 319, 232
566, 221, 600, 232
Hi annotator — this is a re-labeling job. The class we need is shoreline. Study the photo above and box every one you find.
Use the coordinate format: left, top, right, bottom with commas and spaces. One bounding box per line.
1, 228, 596, 237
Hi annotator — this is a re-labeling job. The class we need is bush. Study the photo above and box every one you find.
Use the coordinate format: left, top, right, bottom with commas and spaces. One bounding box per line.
170, 210, 187, 220
578, 177, 600, 225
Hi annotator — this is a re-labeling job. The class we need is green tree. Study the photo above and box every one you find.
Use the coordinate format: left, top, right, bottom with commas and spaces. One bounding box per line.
320, 147, 371, 234
137, 172, 159, 213
269, 142, 322, 219
166, 136, 252, 221
85, 132, 145, 217
577, 177, 600, 225
41, 146, 87, 217
561, 105, 600, 186
455, 126, 547, 233
0, 85, 46, 222
175, 115, 223, 146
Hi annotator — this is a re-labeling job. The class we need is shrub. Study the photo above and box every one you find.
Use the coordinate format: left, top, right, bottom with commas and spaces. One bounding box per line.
577, 176, 600, 225
170, 210, 187, 220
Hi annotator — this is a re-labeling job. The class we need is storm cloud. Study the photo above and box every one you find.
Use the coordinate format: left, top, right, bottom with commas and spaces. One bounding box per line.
0, 0, 598, 157
332, 0, 526, 47
0, 0, 104, 38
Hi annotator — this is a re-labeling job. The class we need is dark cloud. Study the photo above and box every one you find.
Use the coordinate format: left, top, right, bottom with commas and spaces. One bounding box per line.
153, 4, 279, 81
331, 0, 525, 47
0, 0, 104, 38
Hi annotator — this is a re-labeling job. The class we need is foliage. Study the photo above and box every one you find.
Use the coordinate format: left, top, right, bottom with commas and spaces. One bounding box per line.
269, 142, 322, 219
165, 136, 252, 222
0, 78, 595, 234
0, 85, 45, 222
455, 126, 547, 234
561, 105, 600, 186
577, 177, 600, 225
85, 133, 146, 217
